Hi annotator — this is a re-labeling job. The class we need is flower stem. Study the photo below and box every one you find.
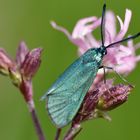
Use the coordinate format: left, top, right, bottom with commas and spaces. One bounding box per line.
31, 109, 46, 140
28, 100, 46, 140
55, 128, 62, 140
19, 79, 46, 140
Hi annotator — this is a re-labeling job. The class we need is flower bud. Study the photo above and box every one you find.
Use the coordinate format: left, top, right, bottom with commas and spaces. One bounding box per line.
0, 49, 15, 75
97, 84, 133, 111
16, 41, 29, 67
20, 48, 42, 80
72, 79, 133, 125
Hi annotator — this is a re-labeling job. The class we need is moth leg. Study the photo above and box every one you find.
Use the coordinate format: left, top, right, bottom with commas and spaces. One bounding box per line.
98, 66, 116, 99
99, 66, 130, 99
99, 66, 132, 86
103, 66, 106, 84
99, 66, 106, 84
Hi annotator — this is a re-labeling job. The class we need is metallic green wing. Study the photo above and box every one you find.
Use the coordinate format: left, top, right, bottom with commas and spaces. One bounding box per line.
42, 48, 102, 128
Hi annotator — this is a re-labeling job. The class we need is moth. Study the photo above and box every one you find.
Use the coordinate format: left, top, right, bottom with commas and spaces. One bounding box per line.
42, 4, 140, 128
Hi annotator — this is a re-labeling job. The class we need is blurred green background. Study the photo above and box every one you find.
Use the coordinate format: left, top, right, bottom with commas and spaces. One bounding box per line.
0, 0, 140, 140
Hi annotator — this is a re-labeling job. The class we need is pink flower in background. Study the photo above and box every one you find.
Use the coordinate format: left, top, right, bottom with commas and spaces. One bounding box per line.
51, 9, 140, 80
0, 41, 42, 103
0, 42, 45, 140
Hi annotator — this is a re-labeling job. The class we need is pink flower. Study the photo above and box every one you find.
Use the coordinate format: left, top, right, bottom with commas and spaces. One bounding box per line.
51, 9, 140, 79
0, 41, 42, 102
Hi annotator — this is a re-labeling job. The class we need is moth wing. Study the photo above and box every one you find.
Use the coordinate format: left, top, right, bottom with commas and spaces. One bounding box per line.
47, 62, 98, 128
47, 58, 82, 95
47, 70, 95, 128
42, 49, 100, 128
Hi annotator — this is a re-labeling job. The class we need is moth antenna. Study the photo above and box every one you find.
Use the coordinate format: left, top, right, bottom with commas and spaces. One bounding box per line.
106, 32, 140, 48
101, 3, 106, 47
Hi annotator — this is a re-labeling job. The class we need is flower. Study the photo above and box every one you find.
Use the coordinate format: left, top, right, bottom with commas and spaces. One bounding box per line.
20, 47, 42, 80
0, 41, 42, 103
0, 42, 46, 139
64, 79, 133, 140
51, 9, 140, 85
72, 79, 132, 125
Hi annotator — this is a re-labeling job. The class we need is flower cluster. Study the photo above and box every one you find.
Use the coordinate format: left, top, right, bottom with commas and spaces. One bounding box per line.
0, 42, 46, 140
0, 42, 42, 106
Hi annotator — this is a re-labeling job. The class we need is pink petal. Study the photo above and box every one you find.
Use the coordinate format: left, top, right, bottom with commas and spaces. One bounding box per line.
16, 41, 29, 67
74, 38, 91, 52
20, 48, 43, 80
86, 33, 100, 48
51, 20, 100, 53
105, 11, 116, 40
51, 21, 89, 51
51, 21, 72, 42
127, 40, 135, 55
115, 9, 132, 41
115, 56, 136, 74
103, 47, 118, 65
104, 30, 112, 45
72, 17, 101, 53
72, 16, 101, 38
0, 48, 15, 75
119, 45, 132, 55
117, 16, 124, 31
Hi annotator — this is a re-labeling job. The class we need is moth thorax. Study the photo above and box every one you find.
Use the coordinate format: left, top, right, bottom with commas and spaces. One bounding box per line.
94, 47, 106, 63
95, 53, 102, 63
98, 47, 107, 55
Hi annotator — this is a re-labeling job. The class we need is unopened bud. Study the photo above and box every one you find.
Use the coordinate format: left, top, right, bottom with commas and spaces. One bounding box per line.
16, 41, 29, 67
72, 79, 133, 125
97, 84, 133, 111
20, 48, 42, 80
0, 49, 15, 75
